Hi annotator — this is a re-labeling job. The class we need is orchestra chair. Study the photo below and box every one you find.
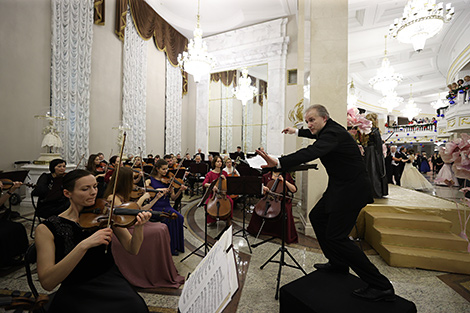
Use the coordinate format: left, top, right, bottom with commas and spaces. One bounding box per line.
30, 196, 43, 239
24, 243, 54, 313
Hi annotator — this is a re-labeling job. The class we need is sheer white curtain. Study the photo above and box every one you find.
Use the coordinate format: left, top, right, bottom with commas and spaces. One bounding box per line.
51, 0, 94, 163
221, 84, 234, 153
165, 59, 183, 155
122, 9, 148, 155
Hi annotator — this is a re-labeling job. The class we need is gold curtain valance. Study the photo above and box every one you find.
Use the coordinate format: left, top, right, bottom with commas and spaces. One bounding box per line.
94, 0, 105, 25
210, 70, 238, 87
115, 0, 189, 93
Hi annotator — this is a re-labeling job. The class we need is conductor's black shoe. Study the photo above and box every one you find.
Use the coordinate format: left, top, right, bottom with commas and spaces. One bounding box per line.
313, 262, 349, 274
352, 286, 396, 302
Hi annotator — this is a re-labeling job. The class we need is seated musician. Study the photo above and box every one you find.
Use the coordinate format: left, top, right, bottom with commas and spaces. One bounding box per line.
203, 155, 234, 228
232, 146, 246, 160
0, 180, 22, 210
207, 154, 214, 170
104, 167, 185, 289
104, 155, 120, 183
222, 157, 240, 176
247, 170, 298, 244
85, 154, 106, 198
193, 148, 205, 161
131, 156, 145, 187
146, 159, 186, 255
35, 169, 151, 313
186, 154, 206, 196
31, 158, 69, 218
97, 152, 107, 167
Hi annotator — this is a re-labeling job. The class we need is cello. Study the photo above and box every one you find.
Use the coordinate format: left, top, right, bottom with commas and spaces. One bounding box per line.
206, 175, 231, 220
254, 176, 284, 219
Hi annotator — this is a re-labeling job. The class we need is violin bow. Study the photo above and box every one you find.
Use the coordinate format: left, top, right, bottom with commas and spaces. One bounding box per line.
167, 148, 188, 188
74, 153, 86, 170
107, 132, 126, 229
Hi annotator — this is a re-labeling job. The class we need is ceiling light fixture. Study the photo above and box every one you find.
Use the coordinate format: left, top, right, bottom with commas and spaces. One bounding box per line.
177, 0, 215, 83
379, 92, 404, 113
402, 84, 422, 120
233, 68, 257, 106
389, 0, 455, 52
369, 35, 403, 96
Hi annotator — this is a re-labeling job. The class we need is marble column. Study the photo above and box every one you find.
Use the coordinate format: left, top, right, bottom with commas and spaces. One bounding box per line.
304, 0, 348, 237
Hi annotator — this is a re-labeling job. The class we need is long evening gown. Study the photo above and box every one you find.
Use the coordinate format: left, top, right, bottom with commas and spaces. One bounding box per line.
42, 216, 148, 313
148, 177, 185, 255
203, 170, 233, 224
401, 155, 434, 191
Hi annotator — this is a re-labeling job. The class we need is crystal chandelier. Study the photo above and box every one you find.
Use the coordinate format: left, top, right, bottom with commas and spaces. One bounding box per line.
369, 36, 403, 96
431, 94, 446, 109
389, 0, 455, 52
379, 92, 404, 113
177, 0, 215, 83
401, 84, 422, 120
347, 80, 358, 109
233, 68, 257, 106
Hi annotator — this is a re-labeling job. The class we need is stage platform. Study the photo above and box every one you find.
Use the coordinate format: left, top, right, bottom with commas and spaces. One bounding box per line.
280, 270, 416, 313
356, 185, 470, 275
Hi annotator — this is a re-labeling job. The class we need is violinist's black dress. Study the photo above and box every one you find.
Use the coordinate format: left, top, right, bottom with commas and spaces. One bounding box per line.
42, 216, 148, 313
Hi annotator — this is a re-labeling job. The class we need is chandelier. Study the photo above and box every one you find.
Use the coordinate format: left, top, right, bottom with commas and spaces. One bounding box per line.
369, 36, 403, 96
233, 68, 257, 106
401, 84, 422, 120
389, 0, 455, 52
347, 80, 358, 109
177, 0, 215, 83
431, 94, 446, 109
379, 92, 404, 113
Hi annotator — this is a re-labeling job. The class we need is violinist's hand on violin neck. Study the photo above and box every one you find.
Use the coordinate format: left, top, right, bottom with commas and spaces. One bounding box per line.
134, 211, 152, 226
83, 228, 114, 248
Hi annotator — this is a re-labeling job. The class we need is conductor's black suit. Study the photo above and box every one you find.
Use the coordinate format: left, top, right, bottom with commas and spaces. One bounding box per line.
279, 118, 392, 290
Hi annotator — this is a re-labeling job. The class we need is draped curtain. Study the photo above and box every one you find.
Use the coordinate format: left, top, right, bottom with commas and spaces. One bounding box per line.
51, 0, 94, 164
221, 84, 234, 153
122, 8, 148, 156
165, 59, 183, 155
211, 70, 238, 87
115, 0, 188, 93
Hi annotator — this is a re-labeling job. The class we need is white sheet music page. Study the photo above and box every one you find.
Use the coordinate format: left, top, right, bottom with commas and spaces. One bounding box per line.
245, 154, 280, 169
178, 226, 239, 313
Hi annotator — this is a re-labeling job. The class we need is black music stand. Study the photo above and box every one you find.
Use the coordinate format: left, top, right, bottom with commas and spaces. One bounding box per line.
226, 176, 262, 254
180, 179, 218, 263
259, 163, 317, 300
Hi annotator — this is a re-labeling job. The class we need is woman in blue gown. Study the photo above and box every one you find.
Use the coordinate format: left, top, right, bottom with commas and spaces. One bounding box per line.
146, 159, 186, 255
419, 152, 431, 173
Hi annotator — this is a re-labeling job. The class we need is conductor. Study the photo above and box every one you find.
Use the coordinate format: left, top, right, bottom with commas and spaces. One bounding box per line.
256, 104, 395, 302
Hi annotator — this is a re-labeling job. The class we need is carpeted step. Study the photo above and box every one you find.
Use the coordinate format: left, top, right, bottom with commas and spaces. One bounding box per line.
381, 244, 470, 275
365, 211, 452, 232
371, 226, 469, 252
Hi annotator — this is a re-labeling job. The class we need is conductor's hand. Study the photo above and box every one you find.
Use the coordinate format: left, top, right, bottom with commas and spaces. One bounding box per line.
256, 149, 278, 169
281, 127, 296, 135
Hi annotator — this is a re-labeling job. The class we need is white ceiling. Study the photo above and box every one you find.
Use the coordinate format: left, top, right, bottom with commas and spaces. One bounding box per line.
146, 0, 470, 108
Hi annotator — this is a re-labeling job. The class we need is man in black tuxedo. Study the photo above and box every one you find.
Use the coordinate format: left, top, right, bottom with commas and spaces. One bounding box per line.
256, 104, 394, 302
390, 145, 402, 185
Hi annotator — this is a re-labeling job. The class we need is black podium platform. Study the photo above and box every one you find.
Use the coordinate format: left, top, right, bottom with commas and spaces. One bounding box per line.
280, 270, 416, 313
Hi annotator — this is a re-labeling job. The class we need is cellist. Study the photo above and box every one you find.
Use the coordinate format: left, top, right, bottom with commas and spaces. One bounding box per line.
203, 155, 234, 228
247, 170, 298, 244
222, 157, 240, 176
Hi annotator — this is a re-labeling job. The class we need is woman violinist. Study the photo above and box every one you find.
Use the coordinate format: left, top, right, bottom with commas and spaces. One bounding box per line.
203, 155, 234, 227
104, 167, 185, 289
86, 154, 107, 198
34, 169, 151, 313
146, 159, 186, 255
247, 170, 298, 244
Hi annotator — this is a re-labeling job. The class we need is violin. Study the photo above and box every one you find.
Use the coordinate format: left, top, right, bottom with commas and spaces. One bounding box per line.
0, 178, 35, 189
206, 175, 231, 220
254, 176, 284, 219
130, 186, 165, 200
0, 290, 49, 312
79, 198, 177, 229
161, 172, 187, 190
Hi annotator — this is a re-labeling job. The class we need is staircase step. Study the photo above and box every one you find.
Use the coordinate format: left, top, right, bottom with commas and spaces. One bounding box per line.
365, 211, 452, 232
372, 226, 469, 252
381, 244, 470, 275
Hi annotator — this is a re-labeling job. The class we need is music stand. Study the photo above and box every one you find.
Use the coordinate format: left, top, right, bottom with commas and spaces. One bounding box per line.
226, 176, 262, 253
259, 163, 317, 300
180, 179, 218, 263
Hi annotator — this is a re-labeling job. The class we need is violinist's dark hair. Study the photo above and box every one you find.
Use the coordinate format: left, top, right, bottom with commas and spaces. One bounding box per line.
110, 155, 119, 165
63, 169, 93, 192
163, 154, 172, 160
151, 159, 168, 176
49, 158, 66, 173
212, 155, 223, 169
85, 154, 99, 173
103, 167, 133, 202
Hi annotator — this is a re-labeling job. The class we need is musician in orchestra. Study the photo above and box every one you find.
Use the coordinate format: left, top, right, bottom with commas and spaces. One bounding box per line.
104, 156, 121, 183
31, 158, 70, 218
186, 154, 205, 196
0, 180, 22, 208
35, 169, 151, 313
222, 157, 240, 177
97, 152, 107, 166
256, 104, 395, 302
247, 170, 298, 244
104, 167, 185, 289
203, 155, 233, 227
146, 159, 185, 255
85, 154, 107, 198
232, 146, 245, 160
193, 148, 205, 161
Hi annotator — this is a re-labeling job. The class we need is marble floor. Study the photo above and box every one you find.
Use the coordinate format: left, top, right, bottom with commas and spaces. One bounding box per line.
1, 177, 470, 313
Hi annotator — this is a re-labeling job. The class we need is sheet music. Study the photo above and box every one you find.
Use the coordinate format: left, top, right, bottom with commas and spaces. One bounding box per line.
178, 226, 239, 313
245, 154, 280, 169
